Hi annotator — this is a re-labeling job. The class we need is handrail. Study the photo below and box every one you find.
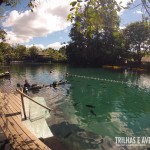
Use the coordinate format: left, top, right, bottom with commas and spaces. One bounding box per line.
16, 89, 52, 120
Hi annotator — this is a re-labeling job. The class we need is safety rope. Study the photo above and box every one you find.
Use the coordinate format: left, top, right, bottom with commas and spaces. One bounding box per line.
67, 73, 139, 86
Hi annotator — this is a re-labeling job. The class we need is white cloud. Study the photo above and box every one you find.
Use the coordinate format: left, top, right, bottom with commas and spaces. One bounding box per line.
47, 42, 68, 50
26, 44, 45, 50
5, 30, 32, 44
2, 0, 72, 44
116, 0, 136, 15
134, 10, 143, 14
119, 26, 125, 29
2, 0, 136, 45
26, 42, 68, 50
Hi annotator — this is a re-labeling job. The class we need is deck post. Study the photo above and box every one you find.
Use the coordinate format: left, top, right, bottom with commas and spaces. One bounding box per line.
20, 88, 27, 120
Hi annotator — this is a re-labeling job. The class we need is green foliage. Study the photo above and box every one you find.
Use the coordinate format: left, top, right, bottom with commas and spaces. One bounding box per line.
70, 1, 77, 7
0, 0, 37, 15
68, 0, 120, 34
67, 0, 150, 66
66, 0, 124, 66
12, 45, 26, 60
124, 21, 150, 64
0, 42, 67, 63
0, 0, 36, 8
27, 46, 38, 58
46, 48, 67, 62
0, 29, 6, 41
0, 42, 12, 63
0, 49, 4, 63
0, 0, 19, 7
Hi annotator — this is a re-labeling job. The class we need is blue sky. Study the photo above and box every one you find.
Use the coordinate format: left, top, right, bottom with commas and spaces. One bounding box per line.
0, 0, 145, 50
120, 0, 145, 27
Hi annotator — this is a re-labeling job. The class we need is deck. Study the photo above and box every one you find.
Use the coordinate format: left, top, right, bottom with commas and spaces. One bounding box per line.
0, 90, 51, 150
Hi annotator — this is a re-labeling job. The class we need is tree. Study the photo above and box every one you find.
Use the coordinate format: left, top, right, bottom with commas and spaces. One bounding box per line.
0, 0, 36, 12
46, 48, 67, 62
13, 45, 26, 60
0, 49, 4, 63
59, 46, 67, 55
69, 0, 150, 21
124, 21, 150, 65
68, 0, 120, 37
28, 46, 38, 59
0, 29, 6, 41
67, 0, 122, 66
0, 42, 12, 63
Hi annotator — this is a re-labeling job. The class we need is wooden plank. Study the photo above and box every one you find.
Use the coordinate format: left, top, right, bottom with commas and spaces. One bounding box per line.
0, 86, 21, 103
0, 92, 51, 150
7, 93, 22, 109
0, 92, 21, 109
6, 98, 21, 114
0, 97, 43, 149
3, 93, 29, 120
0, 94, 21, 118
0, 115, 23, 150
1, 112, 40, 149
0, 113, 30, 150
1, 93, 24, 120
0, 95, 32, 149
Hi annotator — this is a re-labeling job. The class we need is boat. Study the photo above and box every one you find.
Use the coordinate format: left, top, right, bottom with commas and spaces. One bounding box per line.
102, 65, 122, 70
113, 66, 121, 70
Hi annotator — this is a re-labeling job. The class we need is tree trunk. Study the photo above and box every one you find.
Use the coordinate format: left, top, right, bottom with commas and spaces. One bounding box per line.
137, 43, 141, 66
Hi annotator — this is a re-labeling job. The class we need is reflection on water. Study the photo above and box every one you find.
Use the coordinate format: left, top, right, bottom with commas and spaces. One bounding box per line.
0, 64, 150, 149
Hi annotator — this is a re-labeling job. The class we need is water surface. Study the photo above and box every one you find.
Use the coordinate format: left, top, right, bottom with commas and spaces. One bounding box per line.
0, 64, 150, 149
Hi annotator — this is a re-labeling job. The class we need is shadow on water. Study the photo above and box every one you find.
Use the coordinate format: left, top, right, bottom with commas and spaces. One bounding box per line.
48, 121, 103, 150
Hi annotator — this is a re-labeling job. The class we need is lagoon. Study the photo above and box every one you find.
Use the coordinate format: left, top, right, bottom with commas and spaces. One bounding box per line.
0, 63, 150, 149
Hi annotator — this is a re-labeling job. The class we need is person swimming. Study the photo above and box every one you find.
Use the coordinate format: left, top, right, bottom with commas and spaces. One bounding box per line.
24, 80, 31, 88
23, 80, 31, 93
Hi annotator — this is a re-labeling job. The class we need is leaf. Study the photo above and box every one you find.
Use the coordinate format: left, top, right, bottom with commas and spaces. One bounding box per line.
77, 0, 82, 2
121, 6, 129, 9
77, 2, 81, 7
70, 7, 75, 11
68, 13, 72, 20
127, 2, 132, 6
70, 1, 77, 7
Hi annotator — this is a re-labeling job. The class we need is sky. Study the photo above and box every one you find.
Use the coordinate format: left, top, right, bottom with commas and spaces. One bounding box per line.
0, 0, 145, 50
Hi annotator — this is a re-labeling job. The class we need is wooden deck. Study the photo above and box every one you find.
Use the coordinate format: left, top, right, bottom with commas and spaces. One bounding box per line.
0, 91, 51, 150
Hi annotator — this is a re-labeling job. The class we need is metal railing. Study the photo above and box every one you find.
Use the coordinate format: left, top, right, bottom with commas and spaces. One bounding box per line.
16, 88, 52, 120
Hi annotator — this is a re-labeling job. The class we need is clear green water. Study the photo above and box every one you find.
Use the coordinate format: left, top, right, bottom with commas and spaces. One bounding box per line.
1, 64, 150, 149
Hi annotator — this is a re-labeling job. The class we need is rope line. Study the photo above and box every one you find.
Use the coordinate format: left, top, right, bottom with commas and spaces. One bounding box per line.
67, 74, 139, 86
